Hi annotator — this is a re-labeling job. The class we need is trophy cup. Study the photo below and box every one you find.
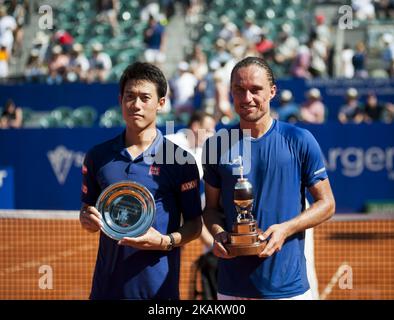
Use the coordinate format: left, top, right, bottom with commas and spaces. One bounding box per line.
225, 156, 267, 256
96, 181, 156, 241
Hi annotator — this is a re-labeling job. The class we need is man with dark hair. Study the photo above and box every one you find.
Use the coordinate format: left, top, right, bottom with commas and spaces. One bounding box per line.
79, 62, 202, 299
203, 56, 335, 299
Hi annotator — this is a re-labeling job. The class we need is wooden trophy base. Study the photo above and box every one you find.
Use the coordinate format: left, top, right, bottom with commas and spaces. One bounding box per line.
225, 219, 266, 256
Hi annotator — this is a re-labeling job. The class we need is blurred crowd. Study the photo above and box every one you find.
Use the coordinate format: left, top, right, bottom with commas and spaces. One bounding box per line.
0, 0, 29, 78
0, 0, 393, 82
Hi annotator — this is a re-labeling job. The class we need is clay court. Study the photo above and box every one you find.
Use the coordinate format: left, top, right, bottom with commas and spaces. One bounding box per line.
0, 211, 393, 300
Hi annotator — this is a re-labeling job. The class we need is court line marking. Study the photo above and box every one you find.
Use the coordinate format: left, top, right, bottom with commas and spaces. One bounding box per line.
0, 243, 96, 277
0, 210, 79, 220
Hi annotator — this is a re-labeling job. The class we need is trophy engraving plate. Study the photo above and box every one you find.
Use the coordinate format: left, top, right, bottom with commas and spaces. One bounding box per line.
96, 181, 156, 241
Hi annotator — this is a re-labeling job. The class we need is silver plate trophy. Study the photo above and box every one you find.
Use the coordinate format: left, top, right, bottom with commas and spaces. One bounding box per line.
96, 181, 156, 241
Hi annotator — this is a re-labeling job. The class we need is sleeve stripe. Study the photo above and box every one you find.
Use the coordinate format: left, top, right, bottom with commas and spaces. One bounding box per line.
314, 167, 326, 175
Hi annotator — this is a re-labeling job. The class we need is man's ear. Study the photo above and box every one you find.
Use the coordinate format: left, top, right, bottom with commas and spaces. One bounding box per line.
157, 97, 166, 111
270, 85, 277, 100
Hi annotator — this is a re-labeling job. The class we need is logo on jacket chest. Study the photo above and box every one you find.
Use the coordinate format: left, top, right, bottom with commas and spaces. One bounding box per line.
149, 165, 161, 176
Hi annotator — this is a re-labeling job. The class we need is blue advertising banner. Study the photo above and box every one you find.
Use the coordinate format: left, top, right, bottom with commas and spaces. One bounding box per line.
0, 167, 14, 209
299, 123, 394, 212
0, 124, 393, 212
2, 79, 394, 122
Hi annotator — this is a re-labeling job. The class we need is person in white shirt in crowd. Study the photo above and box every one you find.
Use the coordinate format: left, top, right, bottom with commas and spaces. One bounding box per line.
241, 15, 262, 44
0, 5, 16, 55
96, 0, 120, 36
210, 38, 232, 68
290, 42, 312, 79
313, 14, 331, 48
381, 33, 394, 78
340, 44, 355, 78
218, 15, 239, 42
352, 0, 376, 20
274, 30, 299, 69
189, 44, 208, 81
88, 43, 112, 83
300, 88, 326, 124
309, 33, 328, 78
169, 61, 198, 118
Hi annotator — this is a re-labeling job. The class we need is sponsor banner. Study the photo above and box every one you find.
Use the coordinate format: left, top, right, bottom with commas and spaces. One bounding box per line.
0, 167, 14, 209
2, 80, 394, 122
0, 124, 393, 212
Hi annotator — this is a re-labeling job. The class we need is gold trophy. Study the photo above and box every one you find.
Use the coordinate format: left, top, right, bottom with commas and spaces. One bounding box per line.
225, 156, 267, 256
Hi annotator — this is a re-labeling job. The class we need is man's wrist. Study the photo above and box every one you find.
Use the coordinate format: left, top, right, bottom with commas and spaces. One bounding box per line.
165, 233, 175, 251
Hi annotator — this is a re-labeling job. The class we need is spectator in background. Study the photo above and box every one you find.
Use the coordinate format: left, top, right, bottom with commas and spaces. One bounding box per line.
67, 43, 90, 82
213, 69, 233, 124
53, 29, 74, 54
374, 0, 394, 19
210, 38, 232, 68
218, 15, 239, 42
291, 42, 311, 79
352, 0, 376, 20
165, 111, 216, 179
382, 102, 394, 123
339, 44, 355, 78
352, 41, 368, 78
313, 14, 331, 48
363, 92, 385, 123
300, 88, 326, 124
169, 61, 198, 118
24, 49, 46, 82
0, 99, 23, 129
189, 44, 208, 81
47, 45, 69, 84
0, 5, 17, 55
143, 14, 166, 67
275, 90, 300, 123
309, 33, 328, 78
88, 43, 112, 83
96, 0, 120, 36
241, 16, 261, 44
9, 0, 27, 57
338, 88, 364, 124
195, 61, 218, 116
255, 31, 275, 60
274, 30, 299, 71
0, 41, 9, 78
381, 33, 394, 78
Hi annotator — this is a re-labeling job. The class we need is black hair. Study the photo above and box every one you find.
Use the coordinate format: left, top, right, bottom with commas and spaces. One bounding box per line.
119, 62, 167, 99
230, 56, 275, 87
187, 111, 214, 128
4, 99, 15, 109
